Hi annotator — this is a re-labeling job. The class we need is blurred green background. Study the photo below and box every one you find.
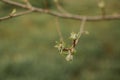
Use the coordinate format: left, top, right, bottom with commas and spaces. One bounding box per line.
0, 0, 120, 80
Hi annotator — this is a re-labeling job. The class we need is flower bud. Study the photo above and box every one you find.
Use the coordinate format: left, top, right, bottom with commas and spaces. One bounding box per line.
66, 54, 73, 61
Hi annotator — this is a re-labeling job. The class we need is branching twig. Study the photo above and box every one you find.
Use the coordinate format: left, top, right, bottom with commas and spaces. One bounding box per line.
55, 17, 87, 61
63, 17, 86, 51
1, 0, 120, 22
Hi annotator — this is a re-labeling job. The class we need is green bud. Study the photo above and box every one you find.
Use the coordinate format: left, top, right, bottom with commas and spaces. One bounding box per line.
70, 32, 78, 40
98, 0, 105, 8
10, 8, 16, 15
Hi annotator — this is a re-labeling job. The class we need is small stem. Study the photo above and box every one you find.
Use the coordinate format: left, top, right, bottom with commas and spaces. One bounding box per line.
101, 7, 106, 18
23, 0, 32, 10
79, 17, 87, 38
55, 17, 64, 42
98, 0, 106, 18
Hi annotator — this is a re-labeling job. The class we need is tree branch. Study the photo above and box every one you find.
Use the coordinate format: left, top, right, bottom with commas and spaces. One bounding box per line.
1, 0, 120, 21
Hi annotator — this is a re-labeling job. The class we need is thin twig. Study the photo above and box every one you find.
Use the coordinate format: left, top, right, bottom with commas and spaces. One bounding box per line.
0, 10, 33, 22
79, 17, 87, 38
1, 0, 120, 21
54, 0, 70, 15
55, 17, 64, 42
23, 0, 33, 10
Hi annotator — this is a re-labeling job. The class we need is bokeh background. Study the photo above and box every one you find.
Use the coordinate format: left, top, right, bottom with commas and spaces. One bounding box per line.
0, 0, 120, 80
